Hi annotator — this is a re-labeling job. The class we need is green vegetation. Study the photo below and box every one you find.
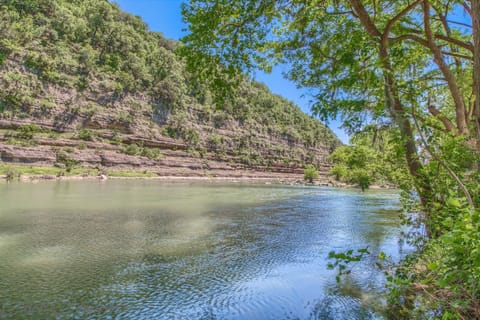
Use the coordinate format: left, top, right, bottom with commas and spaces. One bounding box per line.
0, 163, 96, 177
56, 152, 80, 173
77, 128, 96, 141
303, 164, 319, 183
0, 164, 160, 179
140, 147, 162, 160
207, 134, 223, 151
0, 0, 339, 169
182, 0, 480, 317
328, 127, 409, 190
106, 170, 157, 178
4, 124, 48, 146
327, 248, 370, 283
4, 167, 21, 182
6, 0, 480, 316
329, 145, 376, 189
122, 143, 162, 160
15, 124, 43, 140
123, 143, 141, 156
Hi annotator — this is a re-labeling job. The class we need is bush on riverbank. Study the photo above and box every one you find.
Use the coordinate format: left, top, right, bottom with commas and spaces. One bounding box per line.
328, 137, 406, 190
304, 164, 319, 183
384, 133, 480, 318
386, 207, 480, 318
5, 167, 20, 182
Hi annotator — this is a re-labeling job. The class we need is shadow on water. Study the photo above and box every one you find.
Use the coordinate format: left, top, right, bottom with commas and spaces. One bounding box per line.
0, 181, 411, 319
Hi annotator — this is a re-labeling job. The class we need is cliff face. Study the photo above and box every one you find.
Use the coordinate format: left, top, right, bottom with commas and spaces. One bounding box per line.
0, 0, 340, 179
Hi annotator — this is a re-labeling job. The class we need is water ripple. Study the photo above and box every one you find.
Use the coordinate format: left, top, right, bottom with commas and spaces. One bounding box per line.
0, 181, 408, 319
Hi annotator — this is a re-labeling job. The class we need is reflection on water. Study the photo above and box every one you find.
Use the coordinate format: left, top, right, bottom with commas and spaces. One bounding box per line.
0, 180, 410, 319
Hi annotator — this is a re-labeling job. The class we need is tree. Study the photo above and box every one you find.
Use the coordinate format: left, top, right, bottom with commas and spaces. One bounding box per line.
304, 164, 319, 183
181, 0, 479, 207
181, 1, 480, 317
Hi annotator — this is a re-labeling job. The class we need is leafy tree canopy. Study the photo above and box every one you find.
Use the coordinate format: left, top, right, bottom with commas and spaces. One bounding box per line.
182, 0, 480, 205
182, 1, 480, 317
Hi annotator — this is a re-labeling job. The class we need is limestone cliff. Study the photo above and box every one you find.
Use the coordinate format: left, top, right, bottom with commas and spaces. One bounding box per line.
0, 0, 340, 180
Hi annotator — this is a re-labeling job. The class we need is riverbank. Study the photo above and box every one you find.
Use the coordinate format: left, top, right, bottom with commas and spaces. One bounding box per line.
0, 162, 397, 190
0, 162, 311, 184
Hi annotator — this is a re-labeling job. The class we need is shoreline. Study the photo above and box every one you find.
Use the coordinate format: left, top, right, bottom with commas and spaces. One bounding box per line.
0, 171, 396, 190
0, 171, 314, 184
0, 163, 396, 189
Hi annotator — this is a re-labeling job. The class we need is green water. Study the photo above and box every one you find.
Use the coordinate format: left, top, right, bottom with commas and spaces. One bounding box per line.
0, 180, 409, 319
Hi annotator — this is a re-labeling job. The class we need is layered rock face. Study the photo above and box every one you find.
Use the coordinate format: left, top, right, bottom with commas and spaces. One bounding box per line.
0, 0, 340, 180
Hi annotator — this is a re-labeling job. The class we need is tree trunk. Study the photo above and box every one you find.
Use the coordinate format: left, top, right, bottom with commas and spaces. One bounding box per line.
472, 0, 480, 149
423, 1, 469, 136
379, 44, 431, 208
349, 0, 432, 208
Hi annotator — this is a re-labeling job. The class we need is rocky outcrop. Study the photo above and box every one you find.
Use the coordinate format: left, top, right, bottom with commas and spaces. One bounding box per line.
0, 124, 332, 180
0, 144, 56, 163
0, 0, 340, 180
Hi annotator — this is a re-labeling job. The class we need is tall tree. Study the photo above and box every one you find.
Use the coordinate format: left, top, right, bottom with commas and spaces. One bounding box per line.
181, 0, 478, 207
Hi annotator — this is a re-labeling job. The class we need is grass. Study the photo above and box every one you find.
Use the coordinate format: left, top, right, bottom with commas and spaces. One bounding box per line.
107, 170, 157, 178
0, 164, 96, 176
0, 164, 159, 179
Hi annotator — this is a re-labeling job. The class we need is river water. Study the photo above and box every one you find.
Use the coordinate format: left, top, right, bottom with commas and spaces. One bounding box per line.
0, 180, 410, 319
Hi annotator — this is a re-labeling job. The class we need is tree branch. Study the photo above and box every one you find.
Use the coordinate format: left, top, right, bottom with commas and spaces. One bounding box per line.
442, 19, 472, 29
441, 50, 473, 60
472, 0, 480, 149
389, 34, 429, 46
427, 104, 455, 132
348, 0, 381, 37
325, 10, 354, 15
462, 1, 472, 16
430, 3, 463, 69
384, 0, 422, 36
401, 28, 474, 51
412, 106, 475, 210
436, 34, 473, 52
423, 0, 469, 135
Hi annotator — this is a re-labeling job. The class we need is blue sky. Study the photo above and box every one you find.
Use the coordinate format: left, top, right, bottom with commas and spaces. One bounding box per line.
113, 0, 349, 143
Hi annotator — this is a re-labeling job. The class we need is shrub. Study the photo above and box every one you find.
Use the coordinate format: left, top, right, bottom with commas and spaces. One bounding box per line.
330, 164, 348, 181
124, 143, 141, 155
56, 152, 79, 173
110, 130, 122, 145
183, 128, 199, 146
350, 168, 371, 191
78, 128, 95, 141
5, 167, 20, 182
207, 134, 223, 150
117, 111, 133, 124
6, 137, 37, 147
304, 164, 319, 183
162, 127, 177, 138
16, 124, 42, 140
141, 147, 161, 160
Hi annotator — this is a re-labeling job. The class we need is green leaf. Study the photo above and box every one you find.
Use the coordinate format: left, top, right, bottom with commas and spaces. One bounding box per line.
427, 262, 438, 271
447, 198, 461, 208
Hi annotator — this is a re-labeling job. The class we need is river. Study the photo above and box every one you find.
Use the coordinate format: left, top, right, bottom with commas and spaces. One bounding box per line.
0, 180, 410, 319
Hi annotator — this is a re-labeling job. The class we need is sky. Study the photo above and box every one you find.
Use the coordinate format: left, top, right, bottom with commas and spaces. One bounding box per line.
113, 0, 349, 143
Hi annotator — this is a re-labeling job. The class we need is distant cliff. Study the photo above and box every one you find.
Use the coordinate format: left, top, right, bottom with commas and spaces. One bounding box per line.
0, 0, 340, 180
